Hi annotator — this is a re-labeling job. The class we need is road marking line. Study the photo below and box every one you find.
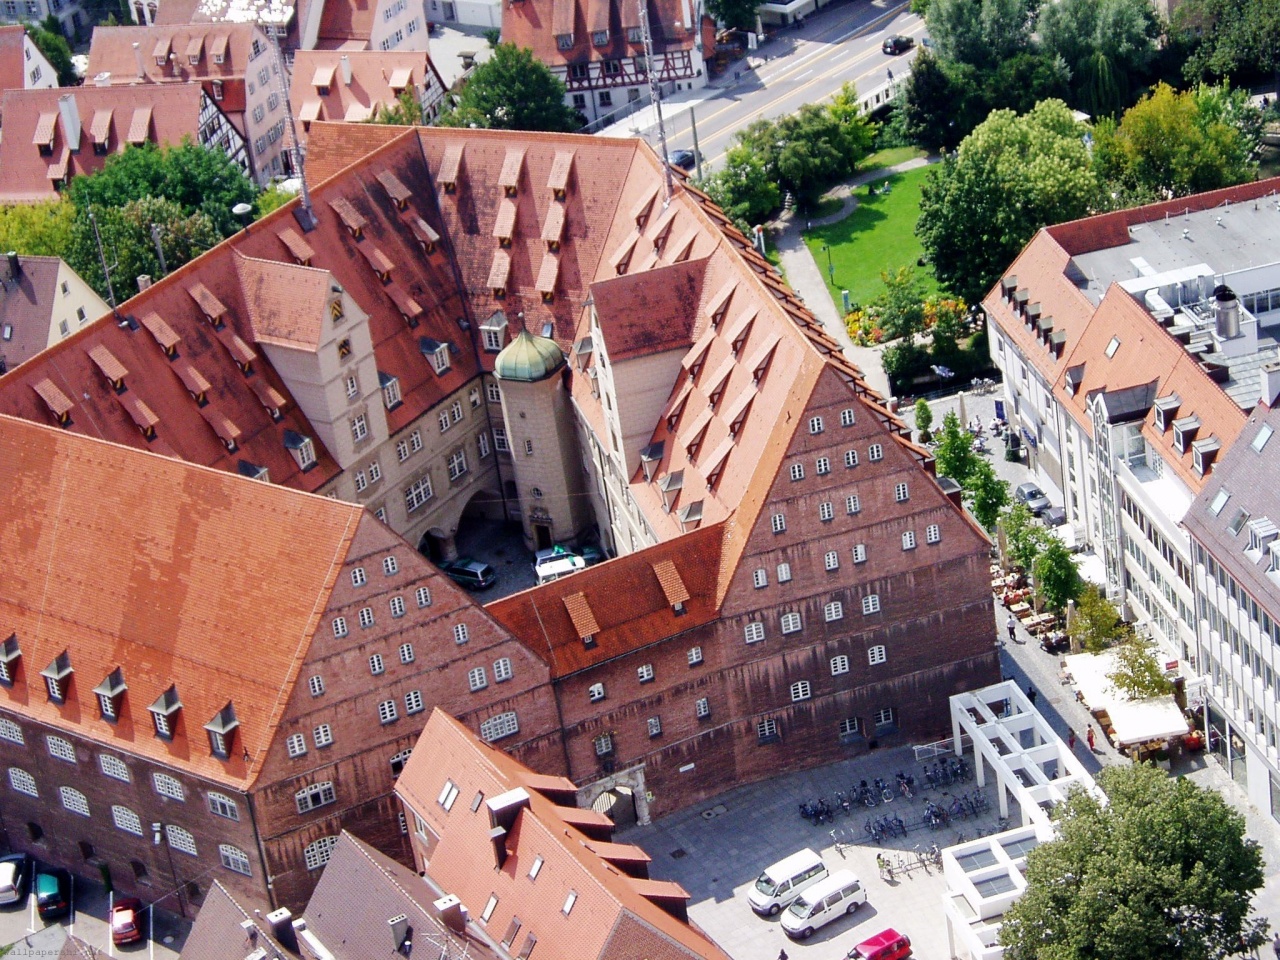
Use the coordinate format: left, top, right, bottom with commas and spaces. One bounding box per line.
794, 69, 813, 79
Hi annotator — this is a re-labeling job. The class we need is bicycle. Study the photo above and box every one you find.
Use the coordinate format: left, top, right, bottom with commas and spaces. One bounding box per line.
831, 827, 854, 859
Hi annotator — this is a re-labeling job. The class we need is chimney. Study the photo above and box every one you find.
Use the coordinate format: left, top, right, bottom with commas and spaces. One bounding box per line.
433, 895, 466, 933
265, 907, 300, 953
137, 275, 153, 292
1261, 361, 1280, 408
57, 94, 81, 153
340, 54, 352, 85
388, 914, 411, 955
1214, 284, 1240, 340
6, 252, 20, 280
132, 41, 146, 80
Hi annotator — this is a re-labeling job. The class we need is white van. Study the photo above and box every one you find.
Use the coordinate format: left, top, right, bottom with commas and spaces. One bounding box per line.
747, 849, 828, 916
534, 554, 586, 584
780, 869, 866, 939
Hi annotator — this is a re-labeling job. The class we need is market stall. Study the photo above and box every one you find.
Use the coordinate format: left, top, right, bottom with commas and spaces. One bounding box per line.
1063, 651, 1190, 757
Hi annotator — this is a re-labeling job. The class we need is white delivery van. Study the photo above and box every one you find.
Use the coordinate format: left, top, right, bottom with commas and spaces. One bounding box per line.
780, 869, 866, 939
747, 849, 828, 916
534, 554, 586, 584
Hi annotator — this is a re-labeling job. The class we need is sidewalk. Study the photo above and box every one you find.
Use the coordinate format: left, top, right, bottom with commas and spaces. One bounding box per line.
771, 156, 938, 400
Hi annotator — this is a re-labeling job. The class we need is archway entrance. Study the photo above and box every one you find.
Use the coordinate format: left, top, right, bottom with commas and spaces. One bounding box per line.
591, 786, 638, 828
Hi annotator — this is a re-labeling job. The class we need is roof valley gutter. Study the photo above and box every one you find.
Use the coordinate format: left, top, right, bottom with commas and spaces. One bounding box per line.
527, 595, 573, 779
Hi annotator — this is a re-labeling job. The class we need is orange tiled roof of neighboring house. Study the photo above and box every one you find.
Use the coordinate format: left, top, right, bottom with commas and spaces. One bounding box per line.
503, 0, 703, 67
289, 50, 441, 140
317, 0, 375, 45
0, 412, 363, 788
86, 23, 266, 84
0, 84, 204, 203
398, 709, 734, 960
0, 25, 27, 98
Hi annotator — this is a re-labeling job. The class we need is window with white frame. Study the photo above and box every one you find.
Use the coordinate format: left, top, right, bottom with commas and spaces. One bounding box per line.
382, 556, 398, 576
789, 463, 804, 481
439, 411, 451, 432
113, 805, 143, 835
383, 376, 402, 410
824, 600, 844, 621
468, 667, 488, 692
479, 432, 491, 458
902, 530, 917, 550
287, 734, 307, 758
396, 439, 411, 462
839, 717, 860, 736
351, 567, 367, 587
8, 768, 36, 797
523, 438, 534, 456
845, 449, 859, 468
831, 655, 850, 675
47, 736, 75, 763
696, 697, 711, 718
745, 621, 765, 643
220, 844, 252, 876
304, 836, 339, 870
819, 501, 834, 522
840, 408, 855, 427
868, 645, 887, 665
332, 617, 348, 638
875, 707, 895, 727
757, 718, 779, 741
824, 550, 839, 571
647, 716, 662, 737
296, 782, 336, 813
816, 456, 831, 475
594, 733, 613, 756
154, 773, 185, 801
208, 793, 239, 820
869, 444, 884, 461
771, 513, 786, 533
410, 429, 423, 453
405, 476, 433, 512
0, 720, 23, 746
687, 646, 703, 665
809, 416, 824, 434
894, 482, 909, 502
790, 680, 811, 702
399, 643, 415, 664
369, 654, 385, 675
448, 450, 468, 480
777, 563, 792, 582
451, 401, 463, 423
479, 712, 519, 742
453, 623, 469, 644
351, 415, 368, 443
494, 657, 513, 682
378, 700, 399, 723
416, 587, 432, 608
780, 612, 802, 634
588, 682, 605, 702
99, 755, 130, 782
637, 663, 655, 683
494, 427, 508, 452
61, 786, 90, 817
345, 374, 359, 398
753, 568, 768, 588
368, 462, 381, 484
405, 690, 425, 714
309, 675, 325, 697
390, 596, 406, 618
926, 524, 941, 544
358, 607, 375, 628
487, 381, 502, 403
862, 594, 881, 615
853, 544, 867, 563
846, 494, 861, 514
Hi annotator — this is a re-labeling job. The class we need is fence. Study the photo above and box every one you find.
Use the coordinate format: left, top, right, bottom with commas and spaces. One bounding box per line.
912, 733, 973, 762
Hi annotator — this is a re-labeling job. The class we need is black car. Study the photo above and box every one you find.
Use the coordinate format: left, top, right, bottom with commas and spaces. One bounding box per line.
35, 868, 71, 921
669, 149, 698, 171
882, 35, 914, 54
440, 557, 497, 590
0, 853, 33, 907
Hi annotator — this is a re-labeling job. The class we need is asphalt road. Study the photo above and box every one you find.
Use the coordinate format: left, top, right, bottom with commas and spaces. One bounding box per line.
615, 0, 927, 172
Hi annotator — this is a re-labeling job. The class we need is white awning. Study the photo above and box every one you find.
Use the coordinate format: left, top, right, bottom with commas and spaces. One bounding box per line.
1063, 650, 1190, 747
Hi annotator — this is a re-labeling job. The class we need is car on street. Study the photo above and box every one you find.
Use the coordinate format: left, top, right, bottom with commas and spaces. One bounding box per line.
0, 854, 32, 906
669, 149, 699, 171
1014, 481, 1051, 516
110, 897, 145, 945
882, 35, 914, 54
34, 867, 71, 921
848, 927, 912, 960
439, 557, 497, 590
1042, 505, 1067, 527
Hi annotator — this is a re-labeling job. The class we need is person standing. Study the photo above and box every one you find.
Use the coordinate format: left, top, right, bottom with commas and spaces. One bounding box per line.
778, 951, 790, 960
1027, 685, 1037, 706
1271, 930, 1279, 959
1087, 726, 1096, 753
1007, 615, 1017, 645
1068, 729, 1076, 752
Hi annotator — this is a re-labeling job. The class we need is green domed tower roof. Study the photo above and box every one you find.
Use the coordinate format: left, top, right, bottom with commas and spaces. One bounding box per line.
494, 329, 565, 382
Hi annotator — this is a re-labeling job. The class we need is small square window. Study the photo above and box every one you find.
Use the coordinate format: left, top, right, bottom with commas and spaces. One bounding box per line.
902, 530, 917, 550
453, 623, 470, 644
378, 699, 399, 724
383, 556, 399, 576
819, 502, 834, 522
840, 408, 855, 427
758, 718, 779, 741
309, 675, 325, 696
637, 664, 655, 683
875, 707, 895, 727
895, 483, 909, 502
594, 733, 613, 756
314, 724, 333, 747
846, 494, 861, 514
926, 524, 941, 544
390, 596, 406, 618
753, 568, 768, 588
808, 416, 824, 434
369, 654, 385, 675
358, 607, 375, 628
332, 617, 348, 637
839, 717, 860, 736
647, 716, 662, 737
824, 600, 844, 621
399, 643, 415, 664
868, 645, 887, 665
286, 733, 307, 757
416, 587, 432, 608
789, 463, 805, 481
695, 697, 710, 718
588, 682, 606, 702
406, 690, 425, 713
744, 621, 765, 644
494, 657, 513, 682
816, 457, 831, 475
862, 594, 881, 615
351, 567, 367, 587
869, 444, 884, 462
824, 550, 839, 570
853, 544, 867, 563
468, 667, 488, 692
687, 646, 703, 665
845, 450, 859, 468
790, 680, 811, 702
771, 513, 786, 534
780, 612, 802, 634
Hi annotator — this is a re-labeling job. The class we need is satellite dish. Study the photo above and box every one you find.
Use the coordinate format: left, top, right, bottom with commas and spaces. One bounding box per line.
232, 202, 253, 218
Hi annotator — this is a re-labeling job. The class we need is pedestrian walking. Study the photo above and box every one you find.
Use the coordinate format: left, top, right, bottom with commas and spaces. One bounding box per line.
1271, 930, 1279, 959
778, 950, 790, 960
1027, 685, 1037, 707
1007, 615, 1017, 645
1087, 726, 1096, 753
1068, 729, 1076, 751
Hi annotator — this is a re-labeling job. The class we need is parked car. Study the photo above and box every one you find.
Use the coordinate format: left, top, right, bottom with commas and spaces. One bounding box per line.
110, 897, 145, 945
669, 149, 699, 171
580, 545, 606, 566
882, 35, 914, 54
34, 867, 71, 921
848, 928, 912, 960
1014, 481, 1051, 516
440, 557, 497, 590
780, 869, 865, 939
1042, 505, 1067, 527
534, 545, 580, 565
534, 554, 586, 585
0, 854, 32, 906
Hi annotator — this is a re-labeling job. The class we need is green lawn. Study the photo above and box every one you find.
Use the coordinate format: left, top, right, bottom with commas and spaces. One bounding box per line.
804, 164, 938, 309
859, 146, 928, 174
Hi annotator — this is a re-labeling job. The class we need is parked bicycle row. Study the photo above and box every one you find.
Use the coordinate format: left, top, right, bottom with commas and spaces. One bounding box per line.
922, 790, 991, 830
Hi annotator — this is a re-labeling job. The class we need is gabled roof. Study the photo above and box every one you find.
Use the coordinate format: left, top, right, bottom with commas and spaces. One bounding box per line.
234, 250, 333, 350
503, 0, 703, 66
397, 710, 733, 960
0, 413, 363, 788
0, 84, 204, 203
0, 25, 31, 100
86, 23, 265, 83
589, 258, 707, 362
0, 256, 101, 370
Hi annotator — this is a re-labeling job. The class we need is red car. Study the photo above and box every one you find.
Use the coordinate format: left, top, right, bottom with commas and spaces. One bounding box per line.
110, 897, 145, 945
848, 928, 911, 960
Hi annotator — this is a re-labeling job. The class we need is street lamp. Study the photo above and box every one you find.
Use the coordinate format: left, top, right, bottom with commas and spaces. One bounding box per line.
152, 822, 187, 919
821, 244, 834, 284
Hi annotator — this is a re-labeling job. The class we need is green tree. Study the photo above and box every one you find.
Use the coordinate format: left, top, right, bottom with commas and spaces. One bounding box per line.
901, 51, 969, 151
369, 87, 425, 125
1033, 537, 1082, 612
702, 146, 781, 233
872, 266, 926, 341
66, 197, 221, 303
913, 398, 934, 442
986, 50, 1073, 116
24, 18, 76, 86
934, 411, 979, 485
1067, 584, 1126, 653
964, 459, 1009, 531
706, 0, 758, 30
440, 44, 580, 132
1037, 0, 1160, 116
926, 0, 1036, 71
1093, 82, 1258, 197
1000, 764, 1266, 960
917, 100, 1100, 302
1176, 0, 1280, 84
255, 183, 295, 218
0, 199, 75, 257
1107, 635, 1174, 699
69, 140, 257, 238
1001, 501, 1050, 573
880, 339, 929, 388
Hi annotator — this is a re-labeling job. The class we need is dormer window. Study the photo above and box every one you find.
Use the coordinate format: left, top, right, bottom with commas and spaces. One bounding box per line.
1173, 415, 1200, 453
89, 345, 128, 393
556, 33, 573, 49
149, 685, 181, 739
480, 312, 508, 352
422, 338, 451, 374
592, 29, 608, 45
41, 651, 72, 704
627, 26, 641, 41
0, 635, 20, 686
93, 668, 127, 722
1154, 394, 1180, 432
204, 703, 239, 759
284, 430, 318, 471
1248, 517, 1278, 554
380, 372, 402, 410
1192, 436, 1220, 475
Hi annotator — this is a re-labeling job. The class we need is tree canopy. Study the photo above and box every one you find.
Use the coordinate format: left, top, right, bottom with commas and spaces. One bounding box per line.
440, 44, 581, 132
0, 200, 75, 258
933, 411, 979, 486
1034, 537, 1083, 612
1037, 0, 1161, 117
1068, 584, 1127, 653
1175, 0, 1280, 84
25, 17, 77, 86
369, 87, 426, 125
916, 99, 1099, 302
1000, 764, 1266, 960
705, 0, 758, 30
965, 459, 1009, 531
925, 0, 1037, 72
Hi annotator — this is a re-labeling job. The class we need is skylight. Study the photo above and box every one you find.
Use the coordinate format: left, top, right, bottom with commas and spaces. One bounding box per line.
1252, 424, 1274, 453
1209, 489, 1230, 516
1105, 336, 1121, 358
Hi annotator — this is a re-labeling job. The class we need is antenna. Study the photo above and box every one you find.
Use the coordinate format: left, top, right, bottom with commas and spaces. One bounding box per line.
270, 34, 317, 232
88, 207, 119, 308
639, 0, 674, 204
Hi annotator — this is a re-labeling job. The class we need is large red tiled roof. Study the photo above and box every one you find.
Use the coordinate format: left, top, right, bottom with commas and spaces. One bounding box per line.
398, 709, 733, 960
0, 25, 26, 99
0, 413, 362, 788
588, 258, 706, 361
86, 23, 265, 84
503, 0, 703, 67
317, 0, 375, 44
289, 50, 441, 143
0, 83, 204, 203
